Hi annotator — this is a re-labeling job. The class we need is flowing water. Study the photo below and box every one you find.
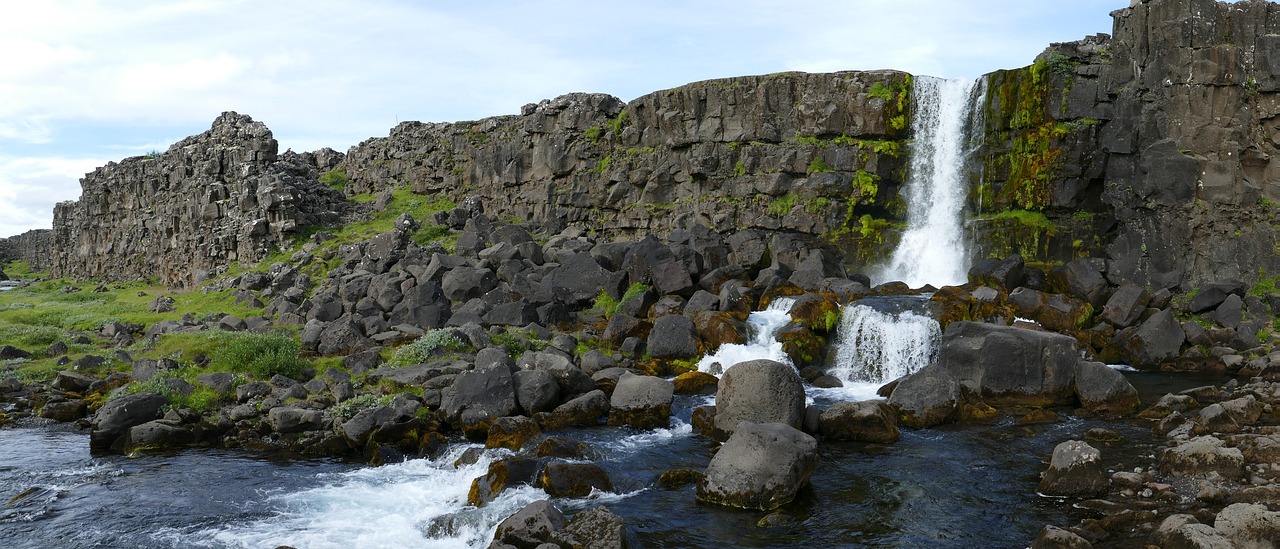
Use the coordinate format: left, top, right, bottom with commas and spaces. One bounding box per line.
696, 297, 796, 374
822, 295, 942, 400
877, 76, 986, 288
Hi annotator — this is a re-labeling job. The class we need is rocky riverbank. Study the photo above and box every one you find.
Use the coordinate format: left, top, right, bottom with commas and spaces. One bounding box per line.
3, 193, 1279, 546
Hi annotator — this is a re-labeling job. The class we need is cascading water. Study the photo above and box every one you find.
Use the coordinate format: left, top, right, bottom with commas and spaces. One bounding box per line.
696, 297, 796, 375
877, 76, 986, 288
825, 296, 940, 389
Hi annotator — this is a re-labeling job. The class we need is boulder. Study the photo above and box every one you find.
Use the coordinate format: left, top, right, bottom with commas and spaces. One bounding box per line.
560, 506, 627, 549
540, 461, 614, 498
89, 392, 168, 451
39, 399, 87, 422
1072, 362, 1140, 415
646, 315, 700, 359
125, 420, 197, 451
1037, 440, 1109, 497
936, 322, 1080, 406
886, 371, 961, 428
468, 457, 541, 508
1159, 436, 1245, 480
607, 373, 675, 429
441, 267, 497, 303
341, 406, 403, 448
712, 359, 806, 438
485, 416, 541, 450
317, 315, 376, 356
0, 345, 32, 360
1189, 280, 1245, 314
696, 422, 818, 511
1100, 284, 1150, 327
1213, 503, 1280, 548
1032, 525, 1093, 549
968, 255, 1025, 291
51, 371, 98, 393
1117, 309, 1185, 369
387, 282, 451, 330
440, 363, 519, 439
817, 400, 900, 443
489, 500, 566, 547
513, 369, 561, 415
538, 390, 609, 430
267, 406, 324, 433
621, 236, 695, 296
672, 371, 719, 395
541, 252, 625, 307
1048, 259, 1108, 308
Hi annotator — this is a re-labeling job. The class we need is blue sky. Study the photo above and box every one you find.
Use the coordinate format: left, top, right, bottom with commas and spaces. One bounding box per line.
0, 0, 1123, 238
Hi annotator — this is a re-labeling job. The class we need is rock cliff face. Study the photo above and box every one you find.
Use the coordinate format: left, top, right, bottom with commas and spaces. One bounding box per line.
975, 0, 1280, 289
42, 0, 1280, 291
49, 113, 351, 287
342, 71, 913, 264
0, 229, 53, 271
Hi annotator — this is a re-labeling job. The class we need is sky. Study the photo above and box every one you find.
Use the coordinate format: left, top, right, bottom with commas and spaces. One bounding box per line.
0, 0, 1125, 239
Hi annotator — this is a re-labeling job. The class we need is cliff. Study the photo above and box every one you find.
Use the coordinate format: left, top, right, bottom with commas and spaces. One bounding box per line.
49, 113, 352, 288
0, 229, 53, 272
975, 0, 1280, 288
41, 0, 1280, 291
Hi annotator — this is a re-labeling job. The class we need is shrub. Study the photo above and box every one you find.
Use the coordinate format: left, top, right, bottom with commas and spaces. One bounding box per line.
211, 332, 309, 380
389, 329, 469, 366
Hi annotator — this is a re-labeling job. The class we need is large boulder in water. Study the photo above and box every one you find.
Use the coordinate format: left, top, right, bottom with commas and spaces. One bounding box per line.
888, 322, 1136, 427
1116, 309, 1185, 369
1037, 440, 1109, 497
90, 392, 168, 452
607, 373, 674, 429
818, 400, 899, 443
713, 359, 805, 438
696, 422, 818, 511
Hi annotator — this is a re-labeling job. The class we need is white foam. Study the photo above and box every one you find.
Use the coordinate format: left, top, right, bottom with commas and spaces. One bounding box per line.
604, 419, 693, 455
1108, 364, 1140, 372
697, 297, 796, 374
826, 304, 940, 385
197, 445, 544, 549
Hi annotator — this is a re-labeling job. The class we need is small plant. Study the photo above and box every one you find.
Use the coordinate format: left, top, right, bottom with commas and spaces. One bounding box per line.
768, 194, 798, 217
868, 82, 893, 101
605, 110, 630, 135
584, 126, 602, 143
594, 290, 620, 318
733, 161, 747, 177
212, 331, 310, 380
319, 169, 349, 191
595, 155, 612, 174
806, 158, 832, 174
326, 393, 395, 422
390, 329, 469, 366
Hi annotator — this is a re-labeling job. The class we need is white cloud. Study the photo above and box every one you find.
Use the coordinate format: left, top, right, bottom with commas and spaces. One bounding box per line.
0, 155, 104, 237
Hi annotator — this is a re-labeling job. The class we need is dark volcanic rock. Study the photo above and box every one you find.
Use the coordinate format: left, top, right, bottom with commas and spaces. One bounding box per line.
90, 393, 168, 452
713, 359, 806, 438
696, 422, 818, 511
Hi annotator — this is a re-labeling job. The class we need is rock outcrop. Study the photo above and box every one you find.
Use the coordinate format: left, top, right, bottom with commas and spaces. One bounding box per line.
0, 229, 52, 271
49, 113, 351, 287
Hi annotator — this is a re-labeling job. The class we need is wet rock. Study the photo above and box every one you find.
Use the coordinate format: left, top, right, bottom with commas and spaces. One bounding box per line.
89, 392, 168, 451
485, 416, 542, 450
672, 371, 718, 395
1139, 393, 1200, 419
1073, 361, 1140, 415
818, 400, 899, 443
696, 422, 818, 511
468, 458, 541, 507
713, 359, 806, 438
887, 370, 960, 428
538, 389, 609, 430
1213, 502, 1280, 548
607, 372, 674, 429
126, 420, 197, 451
1038, 440, 1109, 497
540, 461, 613, 498
560, 506, 626, 549
1032, 525, 1093, 549
1150, 515, 1232, 549
1160, 436, 1245, 480
489, 499, 566, 547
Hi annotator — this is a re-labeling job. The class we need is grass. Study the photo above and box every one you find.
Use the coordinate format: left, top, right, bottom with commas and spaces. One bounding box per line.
977, 209, 1057, 231
319, 168, 349, 192
768, 194, 799, 217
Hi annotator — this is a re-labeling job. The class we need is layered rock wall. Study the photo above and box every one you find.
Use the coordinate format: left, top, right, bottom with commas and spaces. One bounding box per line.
341, 71, 914, 266
49, 113, 350, 288
0, 229, 53, 272
975, 0, 1280, 289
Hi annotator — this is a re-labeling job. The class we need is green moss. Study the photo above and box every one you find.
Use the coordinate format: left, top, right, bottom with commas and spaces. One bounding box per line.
768, 194, 799, 217
793, 134, 825, 147
584, 126, 602, 144
806, 158, 832, 174
319, 168, 349, 191
1250, 269, 1279, 297
854, 170, 879, 202
803, 197, 832, 214
733, 161, 747, 177
868, 82, 893, 101
595, 155, 612, 174
605, 110, 630, 135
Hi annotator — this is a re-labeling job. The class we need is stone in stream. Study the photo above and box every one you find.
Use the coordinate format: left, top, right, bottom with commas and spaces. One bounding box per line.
696, 422, 818, 511
1031, 525, 1093, 549
817, 400, 900, 443
607, 372, 674, 429
89, 392, 168, 452
1037, 440, 1109, 497
712, 359, 805, 439
539, 461, 613, 498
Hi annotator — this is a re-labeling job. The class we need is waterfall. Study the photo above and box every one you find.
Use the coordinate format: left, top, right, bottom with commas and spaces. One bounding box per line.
696, 297, 796, 375
825, 296, 940, 387
877, 76, 986, 288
